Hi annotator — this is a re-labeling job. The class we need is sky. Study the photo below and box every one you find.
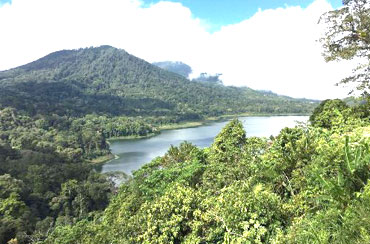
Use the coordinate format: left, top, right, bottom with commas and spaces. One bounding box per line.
0, 0, 356, 99
141, 0, 343, 32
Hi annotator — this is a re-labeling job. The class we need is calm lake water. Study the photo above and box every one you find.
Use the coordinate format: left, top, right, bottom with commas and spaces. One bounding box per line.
98, 116, 308, 175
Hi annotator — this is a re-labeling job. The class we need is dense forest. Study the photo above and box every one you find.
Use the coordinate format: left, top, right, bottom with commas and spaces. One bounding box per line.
32, 98, 370, 244
1, 0, 369, 243
0, 45, 316, 118
0, 43, 318, 164
2, 96, 370, 243
0, 47, 317, 243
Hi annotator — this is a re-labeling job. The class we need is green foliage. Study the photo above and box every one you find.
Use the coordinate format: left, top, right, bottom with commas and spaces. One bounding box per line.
135, 184, 200, 244
0, 175, 31, 244
132, 141, 206, 199
41, 109, 370, 243
193, 181, 286, 244
309, 99, 351, 129
202, 119, 249, 190
3, 46, 370, 243
0, 132, 113, 243
309, 99, 368, 134
0, 45, 319, 243
50, 173, 112, 223
0, 46, 316, 119
320, 0, 370, 93
209, 119, 246, 165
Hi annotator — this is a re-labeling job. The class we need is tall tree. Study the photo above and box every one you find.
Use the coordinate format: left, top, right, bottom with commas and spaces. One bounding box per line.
320, 0, 370, 94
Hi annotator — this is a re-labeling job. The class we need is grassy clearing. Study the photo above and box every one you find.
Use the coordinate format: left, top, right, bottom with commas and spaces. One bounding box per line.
88, 154, 115, 165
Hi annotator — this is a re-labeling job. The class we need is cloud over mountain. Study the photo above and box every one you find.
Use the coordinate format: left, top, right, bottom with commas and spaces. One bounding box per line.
0, 0, 354, 99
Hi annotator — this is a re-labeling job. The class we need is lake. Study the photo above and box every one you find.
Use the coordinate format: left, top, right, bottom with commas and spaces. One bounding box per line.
98, 116, 308, 175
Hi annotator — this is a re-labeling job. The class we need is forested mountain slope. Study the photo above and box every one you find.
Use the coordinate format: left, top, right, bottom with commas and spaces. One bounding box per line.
0, 46, 317, 243
0, 46, 316, 118
1, 0, 369, 241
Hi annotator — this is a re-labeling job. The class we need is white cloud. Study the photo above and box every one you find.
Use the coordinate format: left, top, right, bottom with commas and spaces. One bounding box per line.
0, 0, 355, 99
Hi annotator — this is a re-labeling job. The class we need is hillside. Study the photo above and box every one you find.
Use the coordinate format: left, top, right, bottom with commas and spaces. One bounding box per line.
0, 46, 319, 244
0, 46, 317, 118
0, 45, 319, 167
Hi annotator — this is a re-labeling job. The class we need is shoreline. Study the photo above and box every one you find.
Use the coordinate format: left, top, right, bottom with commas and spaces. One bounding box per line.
87, 153, 116, 165
106, 112, 310, 141
107, 132, 159, 142
94, 113, 309, 166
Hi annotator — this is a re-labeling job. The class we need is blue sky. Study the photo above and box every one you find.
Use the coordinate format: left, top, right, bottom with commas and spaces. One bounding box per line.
142, 0, 343, 31
0, 0, 11, 6
0, 0, 344, 31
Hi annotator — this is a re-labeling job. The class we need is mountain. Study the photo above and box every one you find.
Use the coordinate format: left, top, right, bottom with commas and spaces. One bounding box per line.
152, 61, 192, 78
0, 45, 317, 119
0, 46, 325, 243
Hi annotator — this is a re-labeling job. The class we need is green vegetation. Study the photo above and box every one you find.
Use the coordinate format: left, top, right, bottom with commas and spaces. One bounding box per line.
0, 45, 316, 119
0, 46, 316, 243
39, 100, 370, 244
0, 143, 115, 243
320, 0, 370, 94
0, 108, 157, 161
2, 1, 370, 242
0, 44, 317, 168
0, 44, 317, 175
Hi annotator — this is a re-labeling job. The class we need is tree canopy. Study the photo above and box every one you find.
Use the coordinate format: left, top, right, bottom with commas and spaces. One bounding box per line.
320, 0, 370, 94
39, 103, 370, 243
